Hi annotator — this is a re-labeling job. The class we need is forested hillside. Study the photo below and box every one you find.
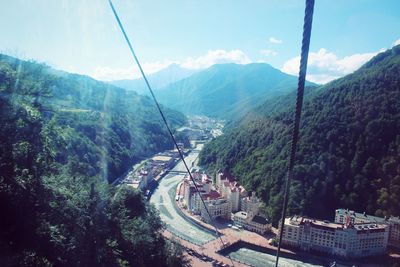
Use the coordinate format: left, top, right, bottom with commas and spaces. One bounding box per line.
156, 63, 316, 120
199, 46, 400, 225
0, 54, 187, 266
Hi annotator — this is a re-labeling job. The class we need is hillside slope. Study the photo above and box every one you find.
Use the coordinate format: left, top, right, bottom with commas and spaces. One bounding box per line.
156, 63, 316, 119
199, 46, 400, 225
0, 54, 186, 183
0, 55, 187, 266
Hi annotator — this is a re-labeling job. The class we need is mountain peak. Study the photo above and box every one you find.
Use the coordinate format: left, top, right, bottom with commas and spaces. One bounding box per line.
156, 63, 316, 119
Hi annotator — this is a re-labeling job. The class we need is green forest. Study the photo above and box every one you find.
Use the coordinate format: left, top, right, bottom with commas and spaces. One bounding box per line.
199, 45, 400, 226
156, 63, 315, 120
0, 54, 188, 266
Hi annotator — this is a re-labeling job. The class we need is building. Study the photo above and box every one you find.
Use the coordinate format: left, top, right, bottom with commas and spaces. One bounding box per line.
232, 211, 270, 235
281, 215, 389, 258
216, 171, 247, 212
201, 194, 231, 223
182, 174, 206, 213
335, 208, 400, 249
241, 192, 260, 215
124, 168, 151, 191
151, 154, 174, 169
388, 216, 400, 249
182, 170, 271, 234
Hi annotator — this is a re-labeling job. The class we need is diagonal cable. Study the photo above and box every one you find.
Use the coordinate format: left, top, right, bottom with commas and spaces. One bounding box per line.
107, 1, 235, 266
274, 0, 315, 266
275, 0, 314, 267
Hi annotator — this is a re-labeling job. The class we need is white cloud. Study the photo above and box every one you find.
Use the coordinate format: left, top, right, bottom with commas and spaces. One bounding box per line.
91, 60, 177, 81
393, 38, 400, 47
260, 49, 277, 57
281, 48, 381, 84
268, 37, 283, 44
91, 49, 252, 80
180, 49, 251, 69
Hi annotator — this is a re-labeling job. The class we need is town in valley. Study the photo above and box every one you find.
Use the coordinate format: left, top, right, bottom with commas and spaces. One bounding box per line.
118, 116, 400, 267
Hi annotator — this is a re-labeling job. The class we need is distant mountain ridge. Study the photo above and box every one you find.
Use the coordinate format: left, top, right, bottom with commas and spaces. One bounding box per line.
199, 45, 400, 225
110, 63, 199, 95
156, 63, 316, 120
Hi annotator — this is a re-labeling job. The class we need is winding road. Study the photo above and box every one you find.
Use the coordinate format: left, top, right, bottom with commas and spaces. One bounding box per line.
150, 144, 217, 245
150, 144, 325, 267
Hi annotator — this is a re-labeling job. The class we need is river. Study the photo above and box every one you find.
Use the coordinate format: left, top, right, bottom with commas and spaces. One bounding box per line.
149, 144, 325, 267
150, 144, 217, 245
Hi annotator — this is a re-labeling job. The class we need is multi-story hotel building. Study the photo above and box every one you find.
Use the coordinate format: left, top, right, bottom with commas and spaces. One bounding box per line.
182, 172, 231, 221
232, 211, 270, 234
335, 208, 400, 248
201, 196, 231, 223
281, 215, 389, 258
240, 192, 260, 215
182, 170, 271, 232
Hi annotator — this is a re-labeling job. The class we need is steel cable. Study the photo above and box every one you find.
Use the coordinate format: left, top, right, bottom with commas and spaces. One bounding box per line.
107, 1, 235, 266
274, 0, 315, 266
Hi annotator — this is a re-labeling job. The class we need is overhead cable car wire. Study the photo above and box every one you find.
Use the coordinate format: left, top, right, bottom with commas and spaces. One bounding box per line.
107, 1, 235, 266
274, 0, 315, 266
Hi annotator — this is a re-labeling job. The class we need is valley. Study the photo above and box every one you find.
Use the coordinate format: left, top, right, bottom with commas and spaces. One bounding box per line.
1, 6, 400, 265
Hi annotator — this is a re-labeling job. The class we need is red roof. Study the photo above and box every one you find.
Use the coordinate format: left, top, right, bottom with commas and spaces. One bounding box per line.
202, 190, 221, 200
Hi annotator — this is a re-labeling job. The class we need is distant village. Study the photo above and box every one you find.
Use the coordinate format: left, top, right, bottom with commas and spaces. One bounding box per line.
178, 168, 400, 258
120, 115, 224, 198
120, 115, 400, 261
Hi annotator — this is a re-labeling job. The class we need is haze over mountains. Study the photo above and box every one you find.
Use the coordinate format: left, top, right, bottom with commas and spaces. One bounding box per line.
0, 55, 187, 183
199, 45, 400, 225
111, 63, 316, 120
155, 63, 316, 120
110, 63, 198, 95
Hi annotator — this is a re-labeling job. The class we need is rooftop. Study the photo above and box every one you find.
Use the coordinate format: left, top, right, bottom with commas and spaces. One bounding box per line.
336, 208, 400, 223
286, 215, 387, 232
202, 190, 221, 200
252, 215, 269, 225
152, 155, 173, 162
234, 211, 248, 219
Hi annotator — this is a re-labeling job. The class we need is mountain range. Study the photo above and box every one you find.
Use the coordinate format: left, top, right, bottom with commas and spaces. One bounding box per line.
199, 45, 400, 225
110, 63, 198, 95
155, 63, 316, 120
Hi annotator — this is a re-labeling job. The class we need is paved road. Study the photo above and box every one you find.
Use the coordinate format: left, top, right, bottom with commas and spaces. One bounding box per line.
150, 144, 325, 267
150, 145, 217, 245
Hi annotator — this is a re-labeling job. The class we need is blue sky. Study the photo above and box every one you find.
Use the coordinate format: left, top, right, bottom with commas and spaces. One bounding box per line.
1, 0, 399, 84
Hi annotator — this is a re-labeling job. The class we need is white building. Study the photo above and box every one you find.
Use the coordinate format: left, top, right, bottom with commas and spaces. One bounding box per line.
182, 175, 206, 213
281, 215, 389, 258
183, 170, 271, 235
232, 211, 270, 235
182, 172, 230, 221
216, 171, 247, 213
335, 208, 400, 249
201, 195, 231, 223
241, 191, 260, 215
